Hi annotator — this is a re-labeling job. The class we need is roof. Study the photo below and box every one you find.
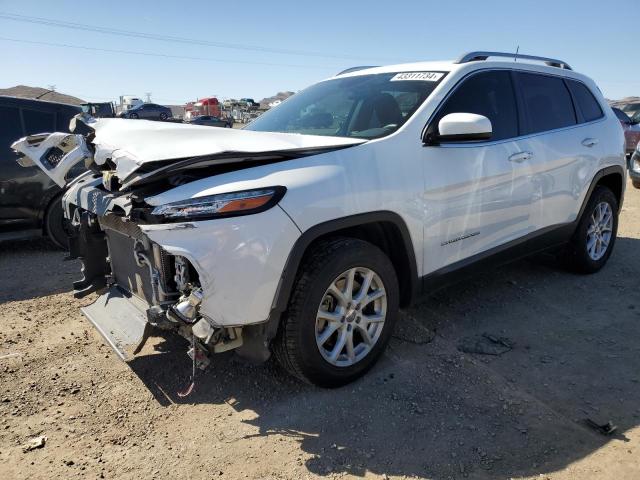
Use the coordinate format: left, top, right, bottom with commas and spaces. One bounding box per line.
331, 52, 588, 82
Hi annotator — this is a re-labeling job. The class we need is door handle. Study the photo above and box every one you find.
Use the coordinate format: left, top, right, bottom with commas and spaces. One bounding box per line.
582, 138, 599, 147
509, 151, 533, 163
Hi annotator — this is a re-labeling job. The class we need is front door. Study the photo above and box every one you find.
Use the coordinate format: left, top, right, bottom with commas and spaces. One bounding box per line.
421, 70, 534, 274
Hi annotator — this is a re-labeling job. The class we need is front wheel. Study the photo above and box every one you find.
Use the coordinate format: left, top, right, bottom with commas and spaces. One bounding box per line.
159, 112, 168, 120
129, 113, 139, 119
273, 238, 399, 387
565, 186, 618, 273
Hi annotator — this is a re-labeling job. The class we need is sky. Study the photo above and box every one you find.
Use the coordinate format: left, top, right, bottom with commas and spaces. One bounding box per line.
0, 0, 638, 105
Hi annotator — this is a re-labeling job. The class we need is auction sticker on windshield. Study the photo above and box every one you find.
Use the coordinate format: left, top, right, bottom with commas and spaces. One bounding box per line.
390, 72, 444, 82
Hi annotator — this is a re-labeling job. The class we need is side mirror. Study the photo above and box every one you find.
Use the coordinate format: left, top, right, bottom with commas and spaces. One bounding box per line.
426, 113, 492, 144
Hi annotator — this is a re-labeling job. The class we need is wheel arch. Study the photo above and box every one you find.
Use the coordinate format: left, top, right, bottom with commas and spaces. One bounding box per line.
265, 211, 419, 338
578, 165, 625, 220
40, 188, 64, 232
595, 169, 624, 210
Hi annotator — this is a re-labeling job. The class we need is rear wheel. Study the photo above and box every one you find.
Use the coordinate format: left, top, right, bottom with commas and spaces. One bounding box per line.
44, 198, 68, 249
565, 186, 618, 273
273, 238, 399, 387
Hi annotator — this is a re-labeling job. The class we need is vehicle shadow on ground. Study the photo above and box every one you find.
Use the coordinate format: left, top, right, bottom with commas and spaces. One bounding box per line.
127, 235, 640, 479
0, 238, 75, 303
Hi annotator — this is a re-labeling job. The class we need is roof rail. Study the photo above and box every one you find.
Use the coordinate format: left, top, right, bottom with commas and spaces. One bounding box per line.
456, 51, 572, 70
336, 66, 379, 76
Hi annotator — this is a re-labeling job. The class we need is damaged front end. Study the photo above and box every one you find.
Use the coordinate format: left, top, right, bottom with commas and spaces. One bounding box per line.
69, 203, 243, 369
10, 114, 340, 370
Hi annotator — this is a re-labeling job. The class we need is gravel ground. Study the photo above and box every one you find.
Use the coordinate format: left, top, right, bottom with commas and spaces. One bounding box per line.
1, 180, 639, 480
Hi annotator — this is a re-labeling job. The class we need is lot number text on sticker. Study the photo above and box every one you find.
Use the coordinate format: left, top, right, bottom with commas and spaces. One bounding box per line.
390, 72, 444, 82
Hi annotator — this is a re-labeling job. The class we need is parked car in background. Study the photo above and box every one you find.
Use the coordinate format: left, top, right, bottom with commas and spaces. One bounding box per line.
240, 98, 260, 109
82, 102, 116, 118
621, 103, 640, 119
612, 107, 640, 156
187, 115, 232, 128
630, 142, 640, 189
119, 103, 172, 120
0, 96, 81, 247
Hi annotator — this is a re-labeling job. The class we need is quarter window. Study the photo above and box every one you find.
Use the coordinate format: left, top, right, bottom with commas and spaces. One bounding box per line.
56, 107, 80, 131
612, 108, 629, 123
22, 108, 55, 134
567, 80, 603, 123
433, 70, 518, 141
516, 72, 576, 134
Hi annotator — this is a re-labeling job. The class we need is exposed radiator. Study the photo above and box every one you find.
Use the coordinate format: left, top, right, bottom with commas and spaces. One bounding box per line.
99, 214, 174, 304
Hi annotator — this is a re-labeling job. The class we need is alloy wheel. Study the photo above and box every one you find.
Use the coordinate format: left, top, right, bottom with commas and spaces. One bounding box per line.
315, 267, 387, 367
586, 201, 613, 261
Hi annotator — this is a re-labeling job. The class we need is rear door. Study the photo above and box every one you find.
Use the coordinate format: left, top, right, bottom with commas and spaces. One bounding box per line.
1, 103, 59, 230
513, 72, 604, 230
0, 103, 29, 229
421, 70, 534, 272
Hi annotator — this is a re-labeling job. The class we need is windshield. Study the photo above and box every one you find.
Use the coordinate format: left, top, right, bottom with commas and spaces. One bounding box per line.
245, 72, 445, 139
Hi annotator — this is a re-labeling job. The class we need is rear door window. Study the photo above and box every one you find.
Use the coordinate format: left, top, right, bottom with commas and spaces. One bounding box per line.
515, 72, 576, 134
0, 105, 24, 161
566, 80, 604, 123
22, 108, 55, 134
432, 70, 519, 141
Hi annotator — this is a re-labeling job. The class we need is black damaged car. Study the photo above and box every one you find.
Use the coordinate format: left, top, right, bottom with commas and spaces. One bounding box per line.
0, 96, 81, 247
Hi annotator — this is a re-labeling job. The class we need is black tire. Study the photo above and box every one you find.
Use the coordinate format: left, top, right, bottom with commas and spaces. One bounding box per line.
44, 197, 68, 250
565, 186, 618, 274
273, 237, 399, 387
129, 113, 139, 119
633, 179, 640, 190
159, 112, 168, 120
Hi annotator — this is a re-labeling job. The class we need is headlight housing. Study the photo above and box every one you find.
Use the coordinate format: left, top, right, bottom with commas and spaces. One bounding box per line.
150, 187, 286, 222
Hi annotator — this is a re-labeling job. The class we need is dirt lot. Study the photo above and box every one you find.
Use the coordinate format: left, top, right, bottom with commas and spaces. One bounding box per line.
1, 181, 639, 480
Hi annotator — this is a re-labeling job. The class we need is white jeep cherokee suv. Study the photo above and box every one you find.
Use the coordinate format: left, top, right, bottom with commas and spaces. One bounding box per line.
13, 51, 626, 387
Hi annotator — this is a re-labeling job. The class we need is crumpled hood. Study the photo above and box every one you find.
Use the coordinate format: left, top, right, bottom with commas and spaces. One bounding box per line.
90, 118, 366, 181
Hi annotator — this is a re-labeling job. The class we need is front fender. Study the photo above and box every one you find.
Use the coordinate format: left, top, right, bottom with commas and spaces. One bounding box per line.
140, 206, 301, 327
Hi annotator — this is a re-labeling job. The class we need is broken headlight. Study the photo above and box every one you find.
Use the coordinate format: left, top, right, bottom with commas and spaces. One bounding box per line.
150, 187, 286, 222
